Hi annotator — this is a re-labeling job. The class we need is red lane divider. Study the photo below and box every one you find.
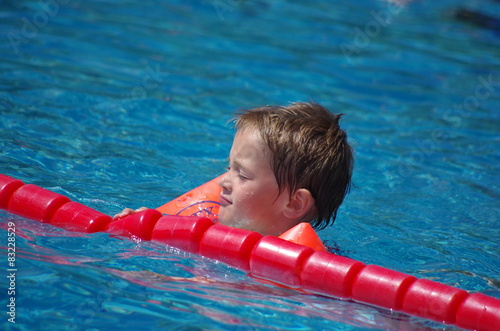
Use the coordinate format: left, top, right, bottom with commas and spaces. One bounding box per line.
199, 224, 262, 272
151, 215, 214, 254
0, 174, 499, 331
301, 251, 365, 299
250, 236, 315, 289
457, 293, 500, 330
8, 184, 71, 223
0, 175, 24, 210
352, 264, 417, 311
402, 278, 469, 325
51, 201, 112, 233
107, 209, 163, 240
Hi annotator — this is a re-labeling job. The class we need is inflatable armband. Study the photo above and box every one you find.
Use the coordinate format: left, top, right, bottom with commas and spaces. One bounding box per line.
156, 175, 222, 222
278, 222, 327, 252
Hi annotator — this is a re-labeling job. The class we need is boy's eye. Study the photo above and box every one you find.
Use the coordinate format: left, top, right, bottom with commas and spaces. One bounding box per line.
226, 162, 249, 180
238, 173, 249, 180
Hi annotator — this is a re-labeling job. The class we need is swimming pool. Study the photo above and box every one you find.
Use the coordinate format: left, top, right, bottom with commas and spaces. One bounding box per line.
1, 0, 499, 330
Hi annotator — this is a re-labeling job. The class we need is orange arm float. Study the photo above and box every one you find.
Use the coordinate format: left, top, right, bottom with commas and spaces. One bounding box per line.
155, 175, 223, 222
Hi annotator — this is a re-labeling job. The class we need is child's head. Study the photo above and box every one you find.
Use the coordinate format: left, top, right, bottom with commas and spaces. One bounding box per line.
218, 102, 353, 236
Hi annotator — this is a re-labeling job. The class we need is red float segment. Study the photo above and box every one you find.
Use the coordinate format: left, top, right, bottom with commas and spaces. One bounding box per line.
456, 292, 500, 331
0, 174, 25, 210
351, 264, 416, 310
7, 184, 71, 223
402, 278, 469, 324
51, 201, 112, 233
151, 215, 214, 253
301, 251, 365, 299
106, 209, 162, 240
199, 224, 262, 272
250, 236, 315, 289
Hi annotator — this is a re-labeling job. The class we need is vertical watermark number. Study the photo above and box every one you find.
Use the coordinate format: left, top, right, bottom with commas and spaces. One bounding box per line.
6, 221, 16, 324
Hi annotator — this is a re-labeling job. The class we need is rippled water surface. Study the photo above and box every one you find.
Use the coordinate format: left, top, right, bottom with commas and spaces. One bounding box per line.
1, 0, 499, 330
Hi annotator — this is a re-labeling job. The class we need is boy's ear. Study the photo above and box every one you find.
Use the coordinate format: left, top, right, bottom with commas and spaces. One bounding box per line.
283, 188, 315, 221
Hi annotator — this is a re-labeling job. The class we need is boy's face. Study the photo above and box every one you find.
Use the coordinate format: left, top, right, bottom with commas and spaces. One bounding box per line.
218, 128, 296, 236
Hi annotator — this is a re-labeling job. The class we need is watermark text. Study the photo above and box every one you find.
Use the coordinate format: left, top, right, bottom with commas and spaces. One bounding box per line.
6, 221, 16, 324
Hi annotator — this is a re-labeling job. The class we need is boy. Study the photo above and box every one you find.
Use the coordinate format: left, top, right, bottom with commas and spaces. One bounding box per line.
115, 102, 353, 236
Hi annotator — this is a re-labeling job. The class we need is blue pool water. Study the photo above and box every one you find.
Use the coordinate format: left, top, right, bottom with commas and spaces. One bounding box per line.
1, 0, 499, 330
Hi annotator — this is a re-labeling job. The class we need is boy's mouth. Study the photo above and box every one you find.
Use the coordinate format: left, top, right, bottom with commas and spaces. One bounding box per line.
219, 195, 232, 206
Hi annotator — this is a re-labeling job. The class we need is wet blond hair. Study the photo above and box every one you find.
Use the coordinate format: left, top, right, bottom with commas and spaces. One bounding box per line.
234, 102, 353, 230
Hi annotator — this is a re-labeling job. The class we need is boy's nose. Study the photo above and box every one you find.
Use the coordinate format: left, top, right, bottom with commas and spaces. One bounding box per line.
218, 171, 231, 192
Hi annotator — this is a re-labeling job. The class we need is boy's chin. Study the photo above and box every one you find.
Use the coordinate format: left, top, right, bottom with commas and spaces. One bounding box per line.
217, 208, 230, 225
217, 209, 247, 229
